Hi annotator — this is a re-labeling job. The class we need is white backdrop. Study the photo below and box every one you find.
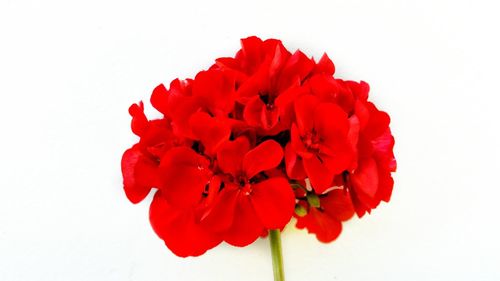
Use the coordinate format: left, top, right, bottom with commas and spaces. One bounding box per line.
1, 0, 499, 280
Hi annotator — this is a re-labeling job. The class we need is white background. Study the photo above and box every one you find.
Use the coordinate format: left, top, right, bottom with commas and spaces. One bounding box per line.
1, 0, 499, 280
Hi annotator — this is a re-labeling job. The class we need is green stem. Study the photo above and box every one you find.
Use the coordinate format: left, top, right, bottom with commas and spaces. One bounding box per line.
269, 229, 285, 281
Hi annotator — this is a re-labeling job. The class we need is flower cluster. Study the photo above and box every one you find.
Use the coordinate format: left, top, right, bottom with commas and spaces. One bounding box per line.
121, 36, 396, 257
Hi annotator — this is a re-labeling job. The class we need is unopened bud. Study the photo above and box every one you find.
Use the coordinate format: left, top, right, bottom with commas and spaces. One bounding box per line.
295, 204, 308, 217
306, 193, 320, 208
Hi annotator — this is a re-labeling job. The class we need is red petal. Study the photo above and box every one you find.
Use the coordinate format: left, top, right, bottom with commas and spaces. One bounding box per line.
150, 84, 169, 115
322, 189, 355, 221
320, 144, 353, 175
332, 79, 356, 113
294, 95, 318, 134
303, 156, 335, 194
250, 177, 295, 229
240, 36, 265, 73
236, 69, 269, 101
165, 97, 200, 138
351, 158, 379, 200
376, 167, 394, 203
313, 53, 335, 75
200, 186, 239, 233
215, 57, 241, 72
189, 112, 231, 156
149, 192, 221, 257
284, 143, 307, 180
350, 188, 370, 218
372, 128, 396, 172
204, 175, 221, 207
243, 96, 266, 126
128, 102, 148, 136
269, 43, 288, 77
313, 103, 354, 174
274, 85, 304, 119
223, 193, 264, 247
243, 140, 283, 178
364, 102, 390, 140
348, 116, 361, 166
307, 75, 337, 101
161, 79, 200, 137
347, 80, 370, 101
168, 78, 193, 98
139, 119, 175, 155
121, 147, 157, 204
192, 70, 235, 116
278, 50, 315, 91
314, 102, 349, 142
159, 147, 211, 208
216, 137, 250, 176
295, 208, 342, 243
354, 100, 371, 131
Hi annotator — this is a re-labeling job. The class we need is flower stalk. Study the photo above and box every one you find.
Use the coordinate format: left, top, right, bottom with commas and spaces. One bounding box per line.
269, 229, 285, 281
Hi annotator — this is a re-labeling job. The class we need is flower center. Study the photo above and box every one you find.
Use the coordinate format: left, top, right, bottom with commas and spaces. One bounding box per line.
259, 92, 276, 111
302, 131, 321, 152
235, 173, 252, 195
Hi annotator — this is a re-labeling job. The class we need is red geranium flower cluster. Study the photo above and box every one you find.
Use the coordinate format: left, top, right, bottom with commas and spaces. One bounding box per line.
121, 36, 396, 257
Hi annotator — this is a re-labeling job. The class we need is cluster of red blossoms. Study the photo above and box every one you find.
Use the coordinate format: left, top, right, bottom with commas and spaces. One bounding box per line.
121, 36, 396, 257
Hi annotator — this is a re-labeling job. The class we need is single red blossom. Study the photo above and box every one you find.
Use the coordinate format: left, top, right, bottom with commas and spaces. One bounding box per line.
150, 69, 235, 138
216, 36, 315, 134
201, 137, 295, 246
287, 94, 354, 193
150, 76, 233, 156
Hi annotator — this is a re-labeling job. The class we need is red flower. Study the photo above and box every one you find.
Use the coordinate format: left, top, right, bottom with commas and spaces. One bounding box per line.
287, 94, 354, 193
150, 147, 224, 257
150, 70, 235, 139
120, 36, 396, 257
216, 36, 315, 134
343, 81, 397, 217
202, 137, 295, 246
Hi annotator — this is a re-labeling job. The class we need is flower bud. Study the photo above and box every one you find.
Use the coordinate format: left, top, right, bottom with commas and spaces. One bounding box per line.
294, 204, 308, 217
306, 193, 320, 208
